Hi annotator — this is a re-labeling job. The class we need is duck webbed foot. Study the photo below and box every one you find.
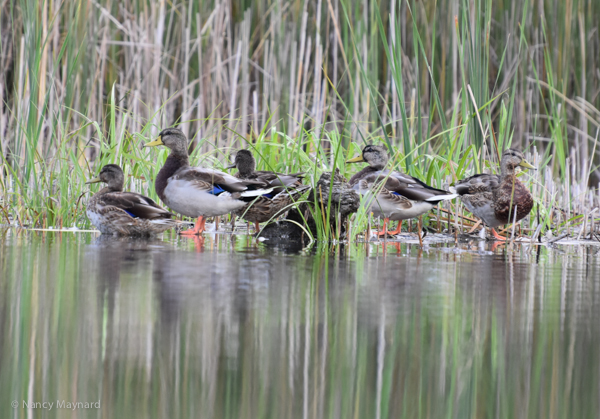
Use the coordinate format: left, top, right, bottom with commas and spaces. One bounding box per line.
375, 218, 390, 237
387, 221, 402, 236
490, 228, 507, 241
180, 216, 206, 236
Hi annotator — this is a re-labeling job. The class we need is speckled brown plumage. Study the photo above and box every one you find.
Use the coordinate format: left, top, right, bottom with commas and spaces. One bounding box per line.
349, 165, 379, 186
290, 169, 360, 237
235, 188, 309, 225
493, 174, 534, 225
310, 169, 361, 218
86, 164, 177, 236
227, 149, 309, 228
453, 149, 535, 229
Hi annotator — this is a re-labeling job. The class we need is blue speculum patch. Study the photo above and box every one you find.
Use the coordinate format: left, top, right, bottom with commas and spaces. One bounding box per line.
263, 192, 275, 199
209, 185, 226, 195
124, 210, 138, 218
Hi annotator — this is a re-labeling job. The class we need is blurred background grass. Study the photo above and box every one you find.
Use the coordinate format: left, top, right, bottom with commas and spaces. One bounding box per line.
0, 0, 599, 237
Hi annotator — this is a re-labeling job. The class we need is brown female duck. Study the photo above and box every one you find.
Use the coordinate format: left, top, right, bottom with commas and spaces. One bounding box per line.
227, 149, 309, 232
86, 164, 177, 236
451, 149, 536, 240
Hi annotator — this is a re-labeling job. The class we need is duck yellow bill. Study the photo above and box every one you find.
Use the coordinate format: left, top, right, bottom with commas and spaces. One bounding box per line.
85, 177, 101, 184
346, 155, 364, 163
519, 160, 536, 170
144, 136, 163, 147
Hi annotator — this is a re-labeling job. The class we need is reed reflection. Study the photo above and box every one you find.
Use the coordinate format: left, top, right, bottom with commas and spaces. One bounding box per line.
0, 232, 598, 418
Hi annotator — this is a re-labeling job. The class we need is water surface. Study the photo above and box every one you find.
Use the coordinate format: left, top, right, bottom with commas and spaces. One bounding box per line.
1, 229, 599, 418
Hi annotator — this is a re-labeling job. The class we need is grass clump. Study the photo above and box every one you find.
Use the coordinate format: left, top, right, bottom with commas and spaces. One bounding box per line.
0, 0, 599, 242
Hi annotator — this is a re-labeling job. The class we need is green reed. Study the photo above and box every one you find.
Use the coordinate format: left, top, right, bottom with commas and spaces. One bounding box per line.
1, 0, 599, 240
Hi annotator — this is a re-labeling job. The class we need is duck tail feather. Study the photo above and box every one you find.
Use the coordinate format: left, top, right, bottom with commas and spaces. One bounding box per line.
425, 193, 458, 202
241, 187, 274, 197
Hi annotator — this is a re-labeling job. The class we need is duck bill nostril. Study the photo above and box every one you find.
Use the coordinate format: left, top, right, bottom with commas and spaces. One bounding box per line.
144, 136, 164, 147
346, 155, 364, 163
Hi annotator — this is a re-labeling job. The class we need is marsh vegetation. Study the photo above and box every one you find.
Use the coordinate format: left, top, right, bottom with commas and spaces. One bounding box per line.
1, 0, 599, 242
2, 2, 600, 416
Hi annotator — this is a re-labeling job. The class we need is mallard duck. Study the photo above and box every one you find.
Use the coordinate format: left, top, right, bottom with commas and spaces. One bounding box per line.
451, 148, 536, 241
86, 164, 177, 236
226, 149, 309, 232
143, 128, 274, 235
347, 145, 457, 239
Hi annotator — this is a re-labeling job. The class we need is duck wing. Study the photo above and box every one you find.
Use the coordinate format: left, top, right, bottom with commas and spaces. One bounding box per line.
172, 167, 273, 198
254, 170, 305, 178
242, 170, 303, 185
174, 167, 268, 193
258, 172, 304, 190
356, 179, 413, 210
100, 192, 174, 219
453, 173, 501, 195
236, 170, 305, 196
366, 171, 456, 202
374, 186, 413, 210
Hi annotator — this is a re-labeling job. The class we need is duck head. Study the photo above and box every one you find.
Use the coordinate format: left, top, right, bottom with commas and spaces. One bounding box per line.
86, 164, 125, 191
144, 128, 189, 156
226, 149, 256, 176
500, 148, 536, 176
346, 145, 389, 170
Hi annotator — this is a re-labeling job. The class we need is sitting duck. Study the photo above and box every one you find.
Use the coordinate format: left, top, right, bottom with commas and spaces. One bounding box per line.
227, 149, 309, 233
86, 164, 177, 236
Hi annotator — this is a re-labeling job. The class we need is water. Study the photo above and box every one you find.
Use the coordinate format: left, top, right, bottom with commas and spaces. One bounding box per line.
1, 229, 599, 418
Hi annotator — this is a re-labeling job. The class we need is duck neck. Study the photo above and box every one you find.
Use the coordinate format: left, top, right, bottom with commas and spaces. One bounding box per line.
500, 163, 516, 179
156, 152, 189, 201
237, 158, 256, 178
97, 182, 123, 195
349, 165, 379, 186
238, 166, 255, 178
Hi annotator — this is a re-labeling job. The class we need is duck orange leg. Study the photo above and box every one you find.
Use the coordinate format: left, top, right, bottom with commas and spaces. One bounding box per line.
254, 222, 261, 234
180, 216, 206, 236
376, 218, 390, 236
490, 228, 507, 241
387, 220, 403, 235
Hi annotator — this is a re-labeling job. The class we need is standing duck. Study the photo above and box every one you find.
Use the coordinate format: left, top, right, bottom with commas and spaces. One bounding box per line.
226, 149, 309, 232
346, 145, 457, 240
144, 128, 273, 235
451, 149, 536, 240
86, 164, 177, 236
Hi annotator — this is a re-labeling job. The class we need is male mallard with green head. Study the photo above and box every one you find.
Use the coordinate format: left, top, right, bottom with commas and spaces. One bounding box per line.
451, 148, 536, 240
144, 128, 273, 235
86, 164, 177, 236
